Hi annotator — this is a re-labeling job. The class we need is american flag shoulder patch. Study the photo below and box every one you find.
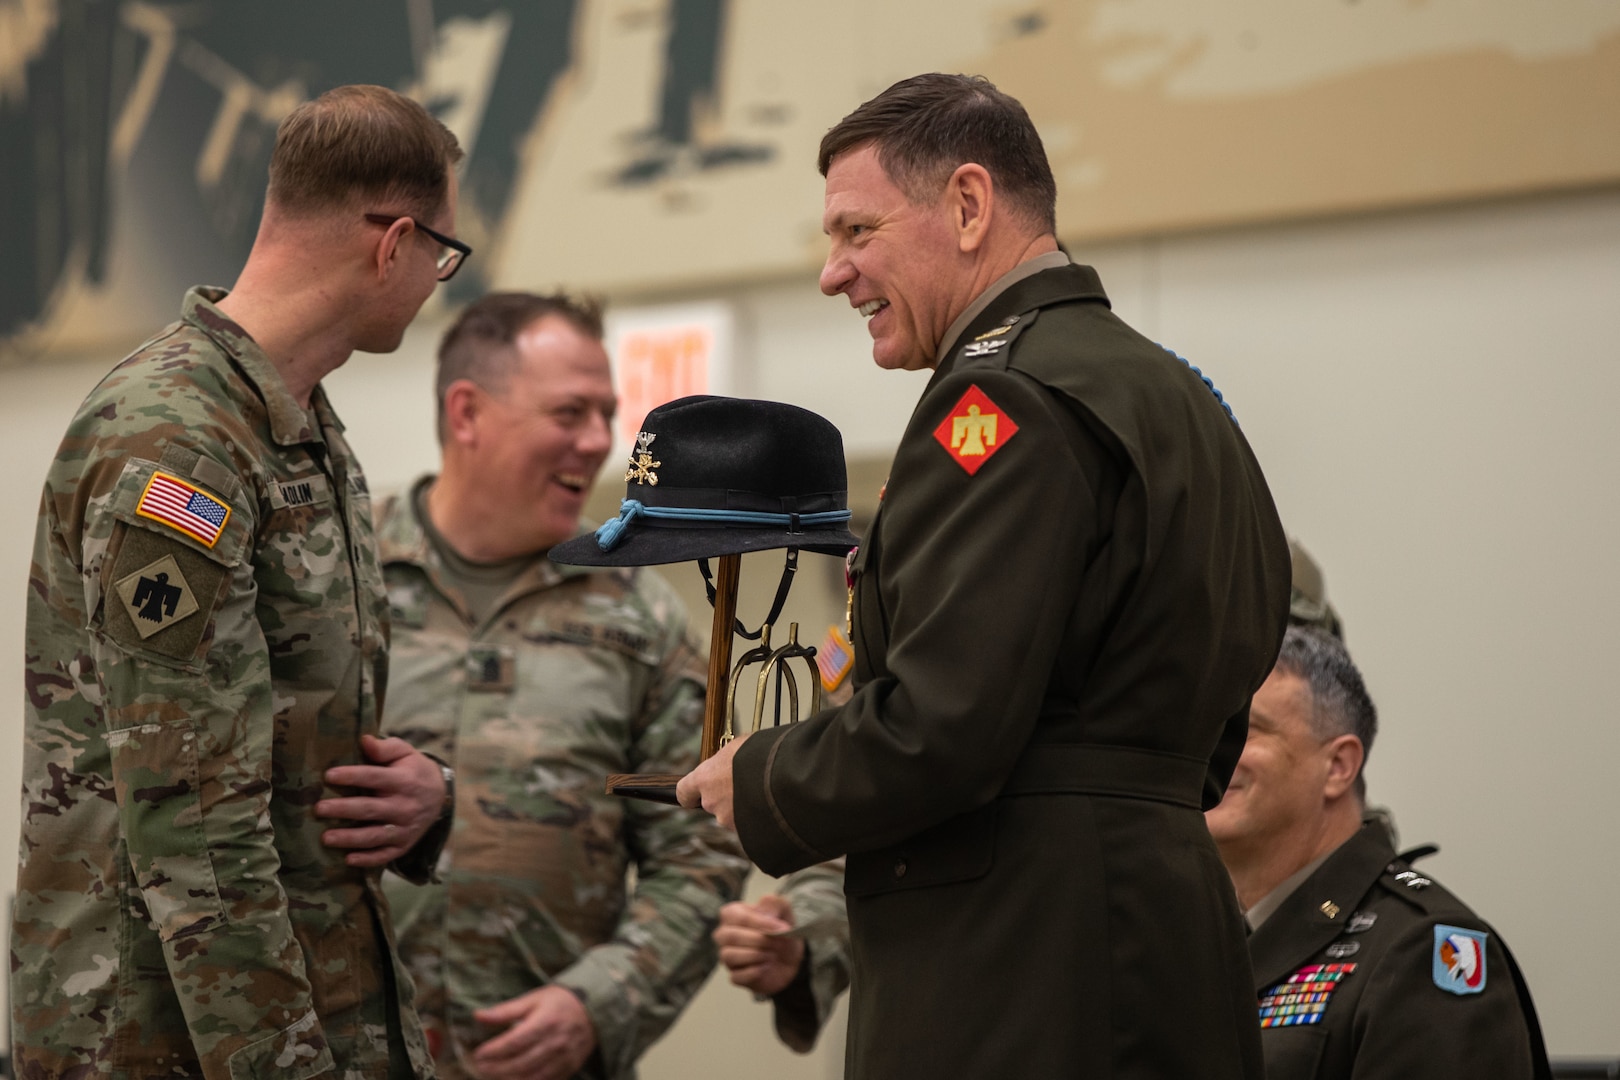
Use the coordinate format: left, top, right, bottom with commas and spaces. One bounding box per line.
136, 471, 233, 548
816, 625, 853, 692
1257, 962, 1357, 1028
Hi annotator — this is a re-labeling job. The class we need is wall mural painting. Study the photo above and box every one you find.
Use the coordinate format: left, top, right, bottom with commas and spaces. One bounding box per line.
2, 0, 759, 351
5, 0, 1620, 355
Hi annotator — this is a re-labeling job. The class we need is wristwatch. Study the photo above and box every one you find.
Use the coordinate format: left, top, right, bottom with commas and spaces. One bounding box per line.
425, 753, 455, 819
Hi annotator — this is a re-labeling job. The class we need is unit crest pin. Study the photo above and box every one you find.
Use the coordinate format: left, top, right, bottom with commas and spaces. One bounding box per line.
626, 431, 662, 486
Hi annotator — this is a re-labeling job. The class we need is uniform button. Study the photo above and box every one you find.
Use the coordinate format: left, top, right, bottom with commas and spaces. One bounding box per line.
893, 859, 908, 879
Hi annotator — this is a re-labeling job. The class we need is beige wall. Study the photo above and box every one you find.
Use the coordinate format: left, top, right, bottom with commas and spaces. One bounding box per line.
1, 185, 1617, 1067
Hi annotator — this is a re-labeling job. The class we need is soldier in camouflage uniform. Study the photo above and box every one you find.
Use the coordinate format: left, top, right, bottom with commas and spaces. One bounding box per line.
376, 292, 749, 1080
11, 86, 466, 1080
714, 536, 1349, 1051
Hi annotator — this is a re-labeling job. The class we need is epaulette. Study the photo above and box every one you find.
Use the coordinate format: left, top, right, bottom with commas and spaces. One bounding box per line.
1397, 843, 1440, 865
953, 309, 1041, 371
1378, 843, 1470, 918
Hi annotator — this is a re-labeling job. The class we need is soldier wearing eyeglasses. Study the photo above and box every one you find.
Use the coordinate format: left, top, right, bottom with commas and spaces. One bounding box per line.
12, 85, 467, 1080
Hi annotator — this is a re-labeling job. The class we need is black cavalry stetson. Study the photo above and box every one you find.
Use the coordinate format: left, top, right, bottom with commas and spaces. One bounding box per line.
549, 395, 859, 568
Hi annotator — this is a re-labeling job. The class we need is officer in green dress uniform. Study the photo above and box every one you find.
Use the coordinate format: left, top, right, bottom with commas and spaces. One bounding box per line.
1207, 626, 1551, 1079
712, 534, 1351, 1054
676, 73, 1291, 1079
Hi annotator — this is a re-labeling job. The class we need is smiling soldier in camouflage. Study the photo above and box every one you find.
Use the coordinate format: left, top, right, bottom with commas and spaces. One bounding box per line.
375, 292, 749, 1080
12, 85, 466, 1080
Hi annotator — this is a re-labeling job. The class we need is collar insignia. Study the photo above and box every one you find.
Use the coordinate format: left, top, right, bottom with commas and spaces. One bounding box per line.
625, 431, 662, 486
961, 338, 1008, 358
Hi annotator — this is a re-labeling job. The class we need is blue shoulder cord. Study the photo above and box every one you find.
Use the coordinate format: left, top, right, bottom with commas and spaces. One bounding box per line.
1165, 349, 1239, 426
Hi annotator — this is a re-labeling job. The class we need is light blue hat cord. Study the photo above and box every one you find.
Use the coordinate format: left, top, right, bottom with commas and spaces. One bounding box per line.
595, 499, 853, 551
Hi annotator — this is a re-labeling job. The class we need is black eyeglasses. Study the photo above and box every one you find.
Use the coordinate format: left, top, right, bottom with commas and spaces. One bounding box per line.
364, 213, 473, 282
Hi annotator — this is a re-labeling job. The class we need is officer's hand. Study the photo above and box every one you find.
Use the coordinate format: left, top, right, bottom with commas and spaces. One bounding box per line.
676, 732, 746, 830
715, 894, 807, 997
471, 985, 597, 1080
317, 735, 446, 866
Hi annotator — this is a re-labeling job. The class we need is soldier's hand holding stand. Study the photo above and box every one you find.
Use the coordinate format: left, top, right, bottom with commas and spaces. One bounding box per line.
317, 733, 449, 865
714, 893, 806, 996
470, 985, 597, 1080
677, 731, 747, 829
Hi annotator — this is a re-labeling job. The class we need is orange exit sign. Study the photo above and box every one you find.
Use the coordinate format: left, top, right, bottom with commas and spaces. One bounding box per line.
607, 303, 734, 449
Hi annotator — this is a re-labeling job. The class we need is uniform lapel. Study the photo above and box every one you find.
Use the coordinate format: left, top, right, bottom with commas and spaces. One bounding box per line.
1247, 822, 1396, 990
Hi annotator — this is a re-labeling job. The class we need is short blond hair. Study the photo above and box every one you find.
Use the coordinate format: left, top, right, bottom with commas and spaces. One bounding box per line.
267, 85, 463, 220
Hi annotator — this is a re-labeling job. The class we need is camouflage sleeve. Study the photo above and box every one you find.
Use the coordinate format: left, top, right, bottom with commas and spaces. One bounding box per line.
87, 456, 330, 1078
551, 602, 750, 1077
772, 859, 851, 1052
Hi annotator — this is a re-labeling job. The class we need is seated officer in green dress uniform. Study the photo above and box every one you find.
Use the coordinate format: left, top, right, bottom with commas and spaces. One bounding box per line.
1207, 625, 1552, 1079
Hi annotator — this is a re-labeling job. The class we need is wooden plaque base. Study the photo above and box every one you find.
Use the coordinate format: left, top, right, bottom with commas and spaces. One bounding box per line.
607, 554, 742, 807
605, 772, 683, 805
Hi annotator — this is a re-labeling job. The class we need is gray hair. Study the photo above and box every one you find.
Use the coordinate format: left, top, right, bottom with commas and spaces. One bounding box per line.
1272, 626, 1378, 799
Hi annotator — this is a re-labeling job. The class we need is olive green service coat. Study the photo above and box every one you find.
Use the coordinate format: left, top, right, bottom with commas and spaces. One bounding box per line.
1250, 822, 1551, 1080
733, 263, 1292, 1078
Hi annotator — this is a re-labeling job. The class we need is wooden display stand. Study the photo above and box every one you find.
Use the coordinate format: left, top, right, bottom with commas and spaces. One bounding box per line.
605, 554, 741, 804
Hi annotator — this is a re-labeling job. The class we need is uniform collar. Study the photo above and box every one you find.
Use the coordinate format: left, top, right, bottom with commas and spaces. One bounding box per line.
1246, 849, 1333, 933
375, 476, 439, 568
377, 474, 595, 590
181, 286, 337, 447
1247, 820, 1397, 991
934, 250, 1073, 366
933, 262, 1111, 380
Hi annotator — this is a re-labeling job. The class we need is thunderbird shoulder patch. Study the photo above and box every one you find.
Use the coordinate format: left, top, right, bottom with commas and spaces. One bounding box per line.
933, 384, 1019, 475
104, 526, 228, 662
113, 554, 199, 639
1258, 962, 1358, 1028
1433, 925, 1488, 995
136, 471, 231, 547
